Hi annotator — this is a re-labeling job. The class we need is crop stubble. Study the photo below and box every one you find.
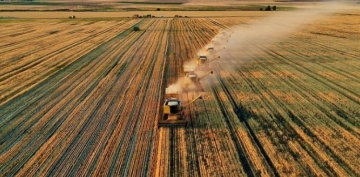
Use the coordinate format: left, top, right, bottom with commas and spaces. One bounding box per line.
1, 13, 360, 177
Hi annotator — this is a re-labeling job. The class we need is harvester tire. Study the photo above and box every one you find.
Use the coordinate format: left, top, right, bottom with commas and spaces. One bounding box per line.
163, 114, 169, 120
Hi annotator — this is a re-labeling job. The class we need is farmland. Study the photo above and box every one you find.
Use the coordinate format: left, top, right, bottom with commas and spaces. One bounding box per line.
1, 8, 360, 177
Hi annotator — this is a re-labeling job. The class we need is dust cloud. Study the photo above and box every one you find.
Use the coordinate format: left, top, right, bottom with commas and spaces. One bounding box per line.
166, 1, 353, 94
166, 79, 184, 94
215, 1, 352, 60
197, 1, 353, 91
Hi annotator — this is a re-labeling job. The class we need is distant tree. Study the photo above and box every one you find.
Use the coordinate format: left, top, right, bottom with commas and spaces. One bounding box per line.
265, 5, 271, 11
272, 6, 277, 11
260, 8, 263, 11
156, 8, 160, 11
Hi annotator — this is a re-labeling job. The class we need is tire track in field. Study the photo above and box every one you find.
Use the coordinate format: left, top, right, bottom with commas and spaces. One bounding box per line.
193, 86, 250, 176
260, 43, 360, 124
45, 20, 157, 177
153, 24, 171, 174
225, 48, 346, 176
160, 18, 247, 176
161, 18, 217, 176
0, 19, 149, 177
66, 19, 167, 177
120, 20, 169, 177
210, 65, 279, 177
158, 18, 209, 176
197, 20, 259, 176
80, 24, 157, 176
258, 42, 360, 105
161, 25, 184, 176
293, 31, 360, 59
253, 31, 358, 125
0, 21, 61, 43
282, 35, 360, 83
0, 21, 85, 53
0, 20, 131, 80
183, 93, 201, 177
0, 21, 128, 68
1, 20, 139, 124
0, 20, 139, 107
0, 27, 134, 152
165, 19, 253, 174
248, 42, 360, 175
216, 53, 327, 175
222, 38, 359, 175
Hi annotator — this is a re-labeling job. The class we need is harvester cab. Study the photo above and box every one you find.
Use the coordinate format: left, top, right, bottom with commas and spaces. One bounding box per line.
197, 55, 208, 65
186, 72, 198, 81
158, 89, 202, 127
207, 47, 215, 52
184, 70, 213, 90
184, 72, 198, 88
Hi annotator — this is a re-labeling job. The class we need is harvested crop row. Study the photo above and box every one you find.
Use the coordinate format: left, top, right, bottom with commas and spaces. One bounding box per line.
219, 39, 360, 175
46, 21, 157, 176
258, 47, 360, 174
180, 18, 261, 177
157, 17, 263, 177
207, 70, 276, 176
157, 18, 214, 176
0, 19, 140, 107
0, 20, 129, 63
50, 19, 166, 177
192, 90, 251, 176
0, 20, 142, 155
0, 20, 65, 46
0, 20, 142, 140
258, 41, 360, 135
0, 19, 167, 176
1, 14, 359, 177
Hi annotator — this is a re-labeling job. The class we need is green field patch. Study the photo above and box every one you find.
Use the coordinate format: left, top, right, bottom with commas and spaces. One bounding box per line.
0, 18, 35, 23
0, 16, 17, 19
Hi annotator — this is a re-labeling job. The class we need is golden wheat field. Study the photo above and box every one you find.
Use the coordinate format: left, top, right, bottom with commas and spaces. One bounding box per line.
1, 1, 360, 176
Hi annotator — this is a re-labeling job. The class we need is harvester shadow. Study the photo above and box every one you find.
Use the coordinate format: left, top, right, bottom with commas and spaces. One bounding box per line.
188, 96, 258, 130
186, 83, 273, 176
188, 77, 258, 130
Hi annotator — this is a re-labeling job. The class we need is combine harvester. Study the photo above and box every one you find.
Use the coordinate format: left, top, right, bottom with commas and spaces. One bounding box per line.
184, 70, 213, 90
207, 46, 226, 54
197, 55, 220, 65
133, 26, 140, 31
207, 47, 215, 52
198, 55, 208, 65
158, 88, 202, 127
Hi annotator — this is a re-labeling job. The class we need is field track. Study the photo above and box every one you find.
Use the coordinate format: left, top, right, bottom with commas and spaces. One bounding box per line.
1, 13, 360, 176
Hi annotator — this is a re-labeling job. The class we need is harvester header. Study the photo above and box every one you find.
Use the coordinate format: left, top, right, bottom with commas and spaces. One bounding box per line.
159, 88, 203, 127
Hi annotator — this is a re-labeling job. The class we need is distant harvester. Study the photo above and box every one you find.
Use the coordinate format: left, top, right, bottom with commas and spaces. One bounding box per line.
133, 26, 140, 31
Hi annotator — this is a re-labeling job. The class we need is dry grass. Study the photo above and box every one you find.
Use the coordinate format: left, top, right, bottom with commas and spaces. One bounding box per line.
1, 3, 360, 176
